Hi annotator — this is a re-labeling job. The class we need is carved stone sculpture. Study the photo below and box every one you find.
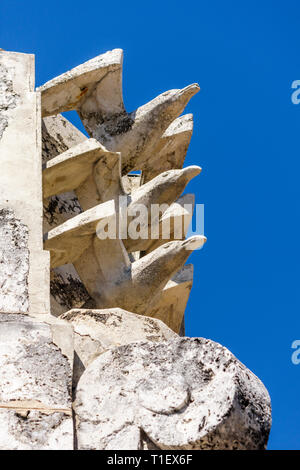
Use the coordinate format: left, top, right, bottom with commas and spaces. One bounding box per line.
0, 48, 272, 450
39, 49, 205, 334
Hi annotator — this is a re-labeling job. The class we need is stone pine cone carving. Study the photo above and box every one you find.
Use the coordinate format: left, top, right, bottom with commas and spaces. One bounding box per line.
39, 48, 206, 333
74, 338, 272, 450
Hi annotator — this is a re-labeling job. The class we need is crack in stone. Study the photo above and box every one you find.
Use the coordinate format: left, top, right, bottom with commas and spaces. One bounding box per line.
0, 401, 72, 416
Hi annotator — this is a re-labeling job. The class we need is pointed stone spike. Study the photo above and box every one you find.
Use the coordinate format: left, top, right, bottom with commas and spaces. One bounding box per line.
162, 113, 194, 140
129, 166, 201, 211
38, 49, 123, 117
90, 236, 205, 314
73, 145, 124, 211
79, 83, 200, 174
130, 236, 206, 310
145, 192, 195, 253
160, 193, 195, 234
42, 139, 120, 198
123, 193, 195, 253
142, 114, 194, 183
182, 234, 207, 250
144, 264, 194, 333
43, 200, 116, 268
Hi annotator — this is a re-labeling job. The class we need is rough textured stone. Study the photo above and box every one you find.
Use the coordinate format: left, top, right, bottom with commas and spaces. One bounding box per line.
0, 410, 72, 451
0, 62, 20, 140
60, 307, 177, 387
74, 338, 271, 450
50, 264, 91, 317
0, 209, 29, 313
0, 314, 73, 449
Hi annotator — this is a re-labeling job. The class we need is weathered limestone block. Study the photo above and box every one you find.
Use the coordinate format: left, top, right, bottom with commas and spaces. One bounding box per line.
0, 209, 29, 313
122, 174, 142, 193
0, 51, 49, 316
0, 314, 73, 450
60, 307, 177, 387
74, 338, 271, 450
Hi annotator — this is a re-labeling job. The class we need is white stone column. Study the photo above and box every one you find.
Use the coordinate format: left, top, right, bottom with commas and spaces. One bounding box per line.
0, 51, 49, 316
0, 51, 74, 449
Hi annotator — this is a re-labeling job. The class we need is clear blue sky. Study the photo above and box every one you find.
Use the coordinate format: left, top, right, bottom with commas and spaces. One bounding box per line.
1, 0, 299, 450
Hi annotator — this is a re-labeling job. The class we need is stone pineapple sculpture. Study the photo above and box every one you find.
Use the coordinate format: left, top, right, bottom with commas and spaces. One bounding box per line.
39, 48, 206, 333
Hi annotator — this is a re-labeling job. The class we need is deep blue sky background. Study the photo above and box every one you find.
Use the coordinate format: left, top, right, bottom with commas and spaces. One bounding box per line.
1, 0, 299, 450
